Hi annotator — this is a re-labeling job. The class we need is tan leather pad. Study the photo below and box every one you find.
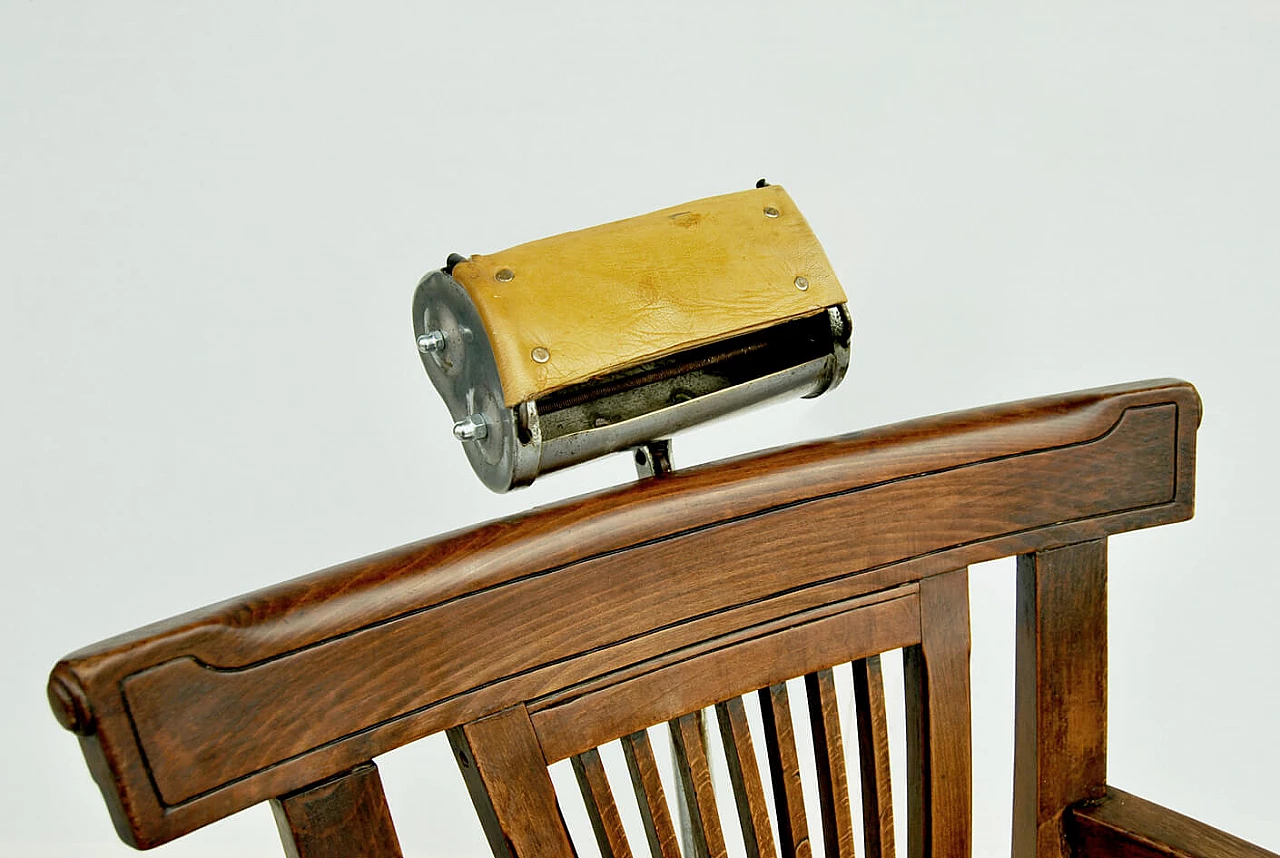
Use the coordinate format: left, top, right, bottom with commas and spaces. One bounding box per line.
451, 185, 847, 406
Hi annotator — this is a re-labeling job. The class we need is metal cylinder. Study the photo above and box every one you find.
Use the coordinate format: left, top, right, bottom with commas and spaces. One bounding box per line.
414, 269, 851, 492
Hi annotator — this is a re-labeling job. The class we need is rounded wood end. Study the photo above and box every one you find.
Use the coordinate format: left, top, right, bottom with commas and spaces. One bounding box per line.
47, 667, 94, 735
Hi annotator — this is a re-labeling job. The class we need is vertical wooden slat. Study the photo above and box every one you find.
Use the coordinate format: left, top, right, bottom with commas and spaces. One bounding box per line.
759, 683, 813, 858
852, 655, 895, 858
904, 568, 972, 858
903, 645, 929, 858
670, 710, 727, 858
622, 729, 683, 858
716, 696, 779, 858
573, 747, 635, 858
926, 568, 973, 857
270, 761, 403, 858
805, 668, 856, 858
1012, 541, 1108, 858
447, 705, 575, 858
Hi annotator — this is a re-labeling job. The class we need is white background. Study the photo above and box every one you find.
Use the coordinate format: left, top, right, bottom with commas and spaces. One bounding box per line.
4, 3, 1278, 856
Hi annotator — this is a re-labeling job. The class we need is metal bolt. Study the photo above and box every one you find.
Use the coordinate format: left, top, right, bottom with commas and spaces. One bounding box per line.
763, 206, 780, 218
452, 414, 489, 441
794, 275, 810, 291
495, 268, 515, 282
417, 330, 446, 353
531, 346, 550, 363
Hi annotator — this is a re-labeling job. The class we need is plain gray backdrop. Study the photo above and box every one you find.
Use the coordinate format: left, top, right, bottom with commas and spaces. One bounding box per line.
4, 3, 1278, 855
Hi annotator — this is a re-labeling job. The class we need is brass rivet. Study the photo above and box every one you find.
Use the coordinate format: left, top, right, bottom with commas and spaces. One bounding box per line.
763, 206, 780, 218
495, 268, 514, 282
794, 275, 810, 291
531, 346, 550, 363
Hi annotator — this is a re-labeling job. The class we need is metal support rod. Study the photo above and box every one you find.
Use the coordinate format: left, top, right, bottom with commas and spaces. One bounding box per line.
633, 439, 674, 479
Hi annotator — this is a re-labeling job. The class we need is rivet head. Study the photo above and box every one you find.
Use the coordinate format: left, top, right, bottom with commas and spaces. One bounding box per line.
794, 275, 810, 291
763, 206, 780, 218
531, 346, 550, 363
495, 268, 514, 282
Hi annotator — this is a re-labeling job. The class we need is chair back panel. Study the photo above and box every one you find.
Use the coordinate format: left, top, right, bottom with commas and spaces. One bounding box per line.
452, 567, 971, 858
529, 586, 920, 763
45, 379, 1198, 850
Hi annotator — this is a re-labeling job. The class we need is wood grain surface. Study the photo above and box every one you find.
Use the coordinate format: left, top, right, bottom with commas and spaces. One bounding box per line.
621, 729, 682, 858
1067, 788, 1280, 858
446, 706, 574, 858
572, 747, 633, 858
905, 569, 972, 858
671, 710, 727, 858
46, 379, 1200, 848
760, 682, 813, 858
269, 763, 402, 858
852, 655, 895, 858
1012, 542, 1108, 858
530, 588, 921, 763
716, 696, 778, 858
806, 668, 856, 858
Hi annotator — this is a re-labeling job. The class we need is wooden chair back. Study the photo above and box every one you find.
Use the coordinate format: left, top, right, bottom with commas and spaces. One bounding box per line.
50, 379, 1227, 858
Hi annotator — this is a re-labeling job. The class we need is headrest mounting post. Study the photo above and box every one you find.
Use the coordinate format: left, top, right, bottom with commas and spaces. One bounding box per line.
633, 440, 673, 480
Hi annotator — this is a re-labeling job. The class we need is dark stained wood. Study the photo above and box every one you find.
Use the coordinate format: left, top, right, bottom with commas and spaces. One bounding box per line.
903, 645, 928, 858
532, 590, 921, 763
621, 729, 682, 858
446, 705, 574, 858
851, 655, 895, 858
904, 569, 972, 858
1067, 788, 1280, 858
806, 669, 855, 858
1012, 541, 1108, 858
45, 380, 1205, 848
572, 747, 634, 858
716, 695, 778, 858
670, 710, 727, 858
759, 682, 813, 858
270, 762, 402, 858
921, 569, 972, 858
118, 401, 1182, 808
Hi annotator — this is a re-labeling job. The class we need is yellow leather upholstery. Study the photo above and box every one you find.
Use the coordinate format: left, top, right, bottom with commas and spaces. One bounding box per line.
451, 185, 847, 406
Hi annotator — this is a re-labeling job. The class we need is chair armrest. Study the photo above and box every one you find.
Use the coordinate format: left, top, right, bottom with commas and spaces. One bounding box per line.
1068, 787, 1278, 858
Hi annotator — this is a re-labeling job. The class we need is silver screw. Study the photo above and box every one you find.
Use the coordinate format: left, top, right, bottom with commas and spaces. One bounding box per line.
417, 330, 446, 353
452, 414, 489, 441
794, 275, 810, 291
531, 346, 550, 363
495, 268, 515, 282
763, 206, 780, 218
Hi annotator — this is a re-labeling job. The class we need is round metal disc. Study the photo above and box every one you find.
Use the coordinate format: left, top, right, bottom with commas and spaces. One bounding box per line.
412, 269, 536, 492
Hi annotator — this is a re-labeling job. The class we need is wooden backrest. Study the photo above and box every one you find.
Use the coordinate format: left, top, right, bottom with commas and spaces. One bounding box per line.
446, 569, 970, 858
46, 378, 1200, 857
